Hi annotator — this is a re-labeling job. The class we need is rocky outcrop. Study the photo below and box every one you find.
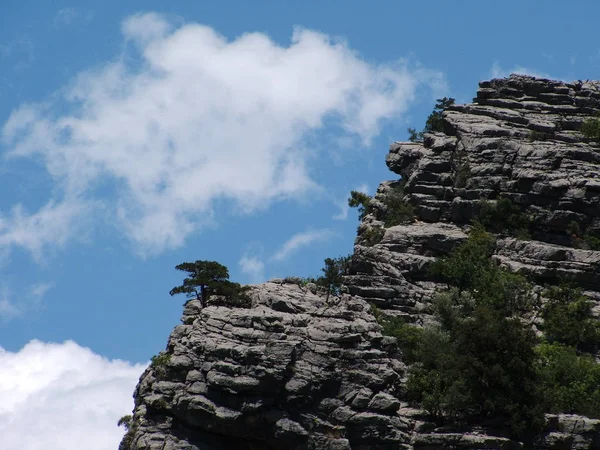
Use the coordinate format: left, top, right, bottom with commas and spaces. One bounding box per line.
347, 75, 600, 323
121, 281, 411, 450
120, 75, 600, 449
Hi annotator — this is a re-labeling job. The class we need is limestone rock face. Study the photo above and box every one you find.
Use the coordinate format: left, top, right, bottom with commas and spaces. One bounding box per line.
121, 282, 409, 450
347, 74, 600, 322
120, 75, 600, 449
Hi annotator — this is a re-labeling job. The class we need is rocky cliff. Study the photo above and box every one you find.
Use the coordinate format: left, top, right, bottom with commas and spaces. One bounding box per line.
120, 75, 600, 450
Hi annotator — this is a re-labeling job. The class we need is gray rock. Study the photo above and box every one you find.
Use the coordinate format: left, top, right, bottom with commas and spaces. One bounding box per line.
121, 75, 600, 450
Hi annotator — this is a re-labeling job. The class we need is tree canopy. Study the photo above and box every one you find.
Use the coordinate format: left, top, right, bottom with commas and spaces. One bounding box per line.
169, 260, 250, 307
316, 256, 351, 300
348, 191, 372, 221
408, 97, 455, 142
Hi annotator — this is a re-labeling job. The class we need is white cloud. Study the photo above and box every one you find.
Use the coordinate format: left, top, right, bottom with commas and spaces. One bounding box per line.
489, 61, 554, 80
0, 340, 146, 450
2, 12, 444, 257
333, 183, 369, 220
31, 282, 54, 298
238, 254, 265, 283
0, 282, 54, 320
271, 229, 336, 261
0, 198, 92, 263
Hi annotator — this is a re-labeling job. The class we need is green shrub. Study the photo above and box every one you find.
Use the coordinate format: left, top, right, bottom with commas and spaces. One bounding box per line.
407, 301, 543, 436
411, 224, 600, 437
478, 198, 532, 238
150, 352, 171, 380
429, 224, 494, 293
348, 191, 373, 221
117, 415, 132, 431
282, 276, 316, 287
407, 127, 424, 142
581, 115, 600, 142
371, 305, 423, 364
414, 227, 545, 438
541, 285, 600, 352
150, 352, 171, 367
315, 256, 351, 300
536, 343, 600, 418
359, 226, 385, 246
407, 97, 455, 142
382, 187, 415, 227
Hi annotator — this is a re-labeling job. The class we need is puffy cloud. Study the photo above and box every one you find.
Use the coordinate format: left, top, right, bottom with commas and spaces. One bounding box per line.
271, 228, 336, 261
2, 12, 444, 257
0, 340, 147, 450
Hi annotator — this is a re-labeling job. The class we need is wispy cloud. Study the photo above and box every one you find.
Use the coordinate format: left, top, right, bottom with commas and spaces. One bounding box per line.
0, 199, 92, 264
238, 254, 265, 283
0, 282, 55, 320
31, 282, 54, 299
333, 183, 369, 220
0, 340, 146, 450
2, 12, 444, 258
271, 229, 336, 261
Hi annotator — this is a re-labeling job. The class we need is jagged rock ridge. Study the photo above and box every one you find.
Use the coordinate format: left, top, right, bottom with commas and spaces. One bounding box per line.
120, 75, 600, 449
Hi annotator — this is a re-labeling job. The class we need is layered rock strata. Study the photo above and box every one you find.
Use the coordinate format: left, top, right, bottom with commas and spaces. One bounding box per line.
347, 75, 600, 323
121, 75, 600, 449
120, 282, 410, 450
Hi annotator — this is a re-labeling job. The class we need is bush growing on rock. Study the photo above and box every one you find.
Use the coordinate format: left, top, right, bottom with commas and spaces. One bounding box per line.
169, 260, 250, 308
414, 228, 544, 437
358, 226, 385, 246
315, 256, 351, 300
581, 115, 600, 143
117, 415, 132, 431
477, 198, 532, 239
536, 342, 600, 418
371, 305, 423, 364
382, 185, 415, 227
348, 191, 373, 220
409, 225, 600, 437
408, 97, 455, 142
540, 284, 600, 353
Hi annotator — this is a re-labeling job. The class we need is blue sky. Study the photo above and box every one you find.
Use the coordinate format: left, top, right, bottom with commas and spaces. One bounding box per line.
1, 1, 599, 448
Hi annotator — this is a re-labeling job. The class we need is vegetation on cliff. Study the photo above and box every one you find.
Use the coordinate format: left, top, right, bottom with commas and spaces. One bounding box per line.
376, 224, 600, 439
582, 114, 600, 143
169, 260, 251, 307
408, 97, 455, 141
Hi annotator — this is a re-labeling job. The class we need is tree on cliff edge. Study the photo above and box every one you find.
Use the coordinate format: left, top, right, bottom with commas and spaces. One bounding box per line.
169, 260, 249, 307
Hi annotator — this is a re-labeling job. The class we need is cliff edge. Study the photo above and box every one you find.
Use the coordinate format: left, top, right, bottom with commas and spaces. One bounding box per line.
120, 75, 600, 450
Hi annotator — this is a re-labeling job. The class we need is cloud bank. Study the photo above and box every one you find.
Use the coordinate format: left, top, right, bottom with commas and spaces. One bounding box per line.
0, 340, 147, 450
2, 12, 444, 257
